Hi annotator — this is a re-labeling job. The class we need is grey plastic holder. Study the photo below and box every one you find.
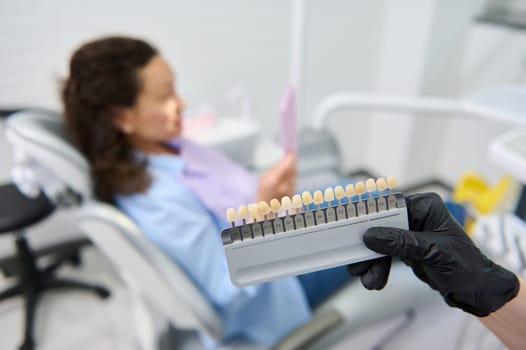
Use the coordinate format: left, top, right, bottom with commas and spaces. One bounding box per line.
222, 193, 408, 287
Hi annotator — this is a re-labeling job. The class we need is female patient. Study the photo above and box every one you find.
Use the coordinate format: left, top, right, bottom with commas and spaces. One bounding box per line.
62, 36, 348, 347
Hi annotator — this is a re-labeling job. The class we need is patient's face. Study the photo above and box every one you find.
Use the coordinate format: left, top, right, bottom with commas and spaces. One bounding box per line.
114, 55, 185, 153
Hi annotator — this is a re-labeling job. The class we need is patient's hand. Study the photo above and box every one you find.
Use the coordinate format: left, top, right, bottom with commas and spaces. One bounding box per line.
256, 153, 296, 203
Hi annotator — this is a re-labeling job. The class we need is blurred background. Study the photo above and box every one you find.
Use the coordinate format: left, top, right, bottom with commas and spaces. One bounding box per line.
1, 0, 526, 349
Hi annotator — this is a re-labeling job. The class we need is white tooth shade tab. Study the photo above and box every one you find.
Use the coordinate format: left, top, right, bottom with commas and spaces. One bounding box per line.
355, 181, 366, 196
345, 184, 356, 197
376, 178, 387, 192
237, 205, 248, 219
281, 196, 292, 210
324, 187, 335, 202
313, 190, 324, 205
334, 186, 345, 200
226, 208, 237, 222
248, 203, 259, 219
258, 201, 271, 215
292, 194, 303, 208
270, 199, 281, 213
301, 191, 313, 205
366, 178, 376, 193
387, 175, 397, 189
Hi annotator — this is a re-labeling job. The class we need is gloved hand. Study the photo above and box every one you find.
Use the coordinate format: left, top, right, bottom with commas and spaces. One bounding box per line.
348, 192, 520, 317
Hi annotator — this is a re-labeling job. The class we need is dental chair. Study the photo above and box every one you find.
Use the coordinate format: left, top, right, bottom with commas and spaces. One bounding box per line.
0, 110, 110, 350
5, 109, 440, 350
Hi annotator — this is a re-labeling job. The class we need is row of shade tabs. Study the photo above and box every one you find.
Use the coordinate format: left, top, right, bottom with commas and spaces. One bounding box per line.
225, 176, 398, 226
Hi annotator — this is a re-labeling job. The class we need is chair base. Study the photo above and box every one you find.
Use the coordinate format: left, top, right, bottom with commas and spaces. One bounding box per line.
0, 237, 92, 277
0, 234, 110, 350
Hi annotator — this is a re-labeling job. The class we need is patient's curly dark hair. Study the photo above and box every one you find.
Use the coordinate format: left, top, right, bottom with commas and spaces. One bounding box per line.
62, 36, 158, 202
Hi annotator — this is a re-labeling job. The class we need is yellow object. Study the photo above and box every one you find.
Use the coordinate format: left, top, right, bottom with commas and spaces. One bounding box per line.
452, 172, 515, 215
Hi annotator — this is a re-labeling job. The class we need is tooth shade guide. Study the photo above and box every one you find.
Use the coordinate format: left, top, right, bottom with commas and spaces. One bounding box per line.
231, 176, 402, 226
221, 191, 410, 287
222, 178, 407, 256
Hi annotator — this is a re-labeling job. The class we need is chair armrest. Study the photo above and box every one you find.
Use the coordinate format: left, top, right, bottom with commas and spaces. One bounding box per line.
272, 309, 343, 350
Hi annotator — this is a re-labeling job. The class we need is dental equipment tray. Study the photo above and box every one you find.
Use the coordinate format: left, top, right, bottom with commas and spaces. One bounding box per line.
221, 185, 408, 287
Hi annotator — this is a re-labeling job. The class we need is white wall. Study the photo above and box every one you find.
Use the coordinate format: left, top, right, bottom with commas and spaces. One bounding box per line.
438, 23, 526, 185
363, 0, 441, 182
0, 0, 388, 136
0, 0, 290, 136
402, 0, 484, 186
301, 0, 388, 173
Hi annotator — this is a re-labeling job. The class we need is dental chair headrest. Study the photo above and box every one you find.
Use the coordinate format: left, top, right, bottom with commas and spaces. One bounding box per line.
5, 109, 92, 204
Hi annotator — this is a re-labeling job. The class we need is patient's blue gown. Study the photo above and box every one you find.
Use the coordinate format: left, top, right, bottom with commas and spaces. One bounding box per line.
115, 138, 348, 348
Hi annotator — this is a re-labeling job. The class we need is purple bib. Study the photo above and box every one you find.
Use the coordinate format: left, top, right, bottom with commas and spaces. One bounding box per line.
168, 138, 257, 223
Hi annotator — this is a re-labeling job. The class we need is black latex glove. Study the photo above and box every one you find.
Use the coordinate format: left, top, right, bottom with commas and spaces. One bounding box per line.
347, 192, 520, 317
